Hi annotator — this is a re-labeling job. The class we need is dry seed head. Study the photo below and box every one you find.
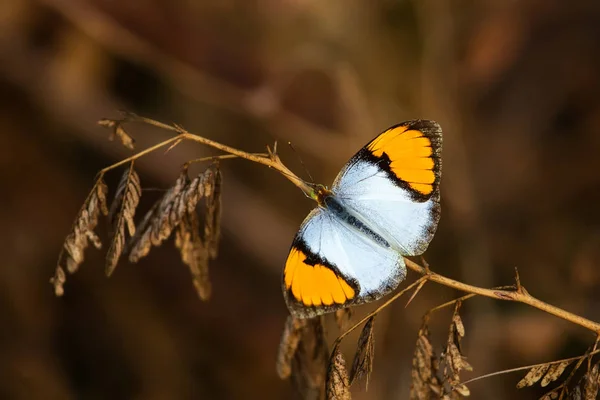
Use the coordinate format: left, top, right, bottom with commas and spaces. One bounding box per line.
98, 119, 135, 150
290, 317, 329, 399
326, 344, 351, 400
541, 361, 571, 387
106, 166, 141, 276
175, 211, 211, 301
205, 165, 222, 259
51, 177, 109, 296
584, 362, 599, 400
128, 171, 188, 262
516, 364, 552, 389
453, 313, 465, 338
276, 316, 306, 379
350, 316, 375, 390
410, 322, 442, 400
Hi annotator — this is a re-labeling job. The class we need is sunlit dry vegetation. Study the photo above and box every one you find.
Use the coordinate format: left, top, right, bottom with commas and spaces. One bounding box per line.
52, 114, 600, 399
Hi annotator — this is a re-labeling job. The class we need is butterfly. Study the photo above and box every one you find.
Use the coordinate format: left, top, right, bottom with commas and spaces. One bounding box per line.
282, 120, 442, 318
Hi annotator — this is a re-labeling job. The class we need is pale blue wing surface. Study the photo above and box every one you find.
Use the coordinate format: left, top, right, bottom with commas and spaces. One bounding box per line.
298, 207, 405, 300
331, 160, 440, 256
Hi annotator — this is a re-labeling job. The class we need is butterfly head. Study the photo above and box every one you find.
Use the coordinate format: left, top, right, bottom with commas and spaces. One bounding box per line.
307, 183, 332, 206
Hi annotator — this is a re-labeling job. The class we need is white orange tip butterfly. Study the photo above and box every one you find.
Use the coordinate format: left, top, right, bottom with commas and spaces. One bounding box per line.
282, 120, 442, 318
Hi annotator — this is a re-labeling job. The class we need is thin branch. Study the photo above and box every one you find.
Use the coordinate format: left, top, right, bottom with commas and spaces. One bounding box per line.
461, 349, 600, 386
334, 276, 429, 346
404, 258, 600, 334
183, 153, 270, 167
98, 135, 184, 175
112, 115, 314, 197
405, 278, 428, 308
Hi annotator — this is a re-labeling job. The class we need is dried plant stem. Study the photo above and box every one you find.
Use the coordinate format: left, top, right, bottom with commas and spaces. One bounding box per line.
334, 276, 429, 346
404, 259, 600, 334
98, 115, 313, 197
184, 153, 269, 166
461, 349, 600, 387
97, 114, 600, 337
98, 135, 183, 176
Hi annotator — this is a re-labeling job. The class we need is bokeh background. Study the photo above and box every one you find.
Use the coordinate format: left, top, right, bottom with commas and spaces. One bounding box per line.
2, 1, 600, 399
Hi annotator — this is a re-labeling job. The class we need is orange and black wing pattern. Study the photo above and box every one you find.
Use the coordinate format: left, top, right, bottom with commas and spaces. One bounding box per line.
282, 236, 359, 318
356, 120, 442, 201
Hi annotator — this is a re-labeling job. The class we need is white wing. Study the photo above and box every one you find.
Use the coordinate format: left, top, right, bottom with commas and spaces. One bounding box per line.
283, 207, 405, 318
332, 159, 440, 256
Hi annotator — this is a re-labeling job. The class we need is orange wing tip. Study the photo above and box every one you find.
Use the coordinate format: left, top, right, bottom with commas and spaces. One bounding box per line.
283, 246, 356, 308
364, 120, 441, 199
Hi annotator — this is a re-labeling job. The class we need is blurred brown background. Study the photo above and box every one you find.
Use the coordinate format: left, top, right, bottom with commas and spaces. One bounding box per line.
2, 0, 600, 399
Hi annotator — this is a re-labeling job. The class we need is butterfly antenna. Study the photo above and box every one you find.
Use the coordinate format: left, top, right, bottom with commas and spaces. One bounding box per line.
288, 141, 315, 184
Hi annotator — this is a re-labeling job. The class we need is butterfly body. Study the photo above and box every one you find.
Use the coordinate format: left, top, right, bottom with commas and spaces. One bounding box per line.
283, 120, 442, 318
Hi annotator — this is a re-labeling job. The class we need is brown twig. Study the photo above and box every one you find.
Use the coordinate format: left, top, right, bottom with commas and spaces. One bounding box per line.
461, 349, 600, 386
404, 258, 600, 334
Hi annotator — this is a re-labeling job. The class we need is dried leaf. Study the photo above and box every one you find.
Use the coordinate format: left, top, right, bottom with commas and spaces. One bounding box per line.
97, 118, 116, 129
541, 361, 571, 387
454, 383, 470, 396
202, 164, 222, 259
350, 316, 375, 389
50, 266, 66, 297
126, 165, 222, 300
128, 171, 188, 262
99, 119, 135, 150
276, 316, 307, 379
106, 166, 141, 276
51, 177, 108, 296
517, 365, 552, 389
447, 343, 473, 373
439, 302, 472, 398
453, 313, 465, 338
541, 390, 559, 400
127, 201, 160, 262
96, 179, 109, 216
410, 321, 441, 400
335, 308, 353, 332
175, 211, 211, 300
326, 343, 351, 400
115, 125, 135, 150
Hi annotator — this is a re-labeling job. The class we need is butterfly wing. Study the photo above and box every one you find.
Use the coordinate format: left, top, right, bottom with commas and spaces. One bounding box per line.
283, 207, 404, 318
331, 120, 442, 256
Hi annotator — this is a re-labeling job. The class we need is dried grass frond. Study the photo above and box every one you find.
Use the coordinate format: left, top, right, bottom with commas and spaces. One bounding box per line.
517, 365, 551, 389
441, 302, 472, 398
51, 177, 109, 296
516, 361, 572, 389
106, 165, 141, 276
125, 164, 222, 299
349, 316, 375, 390
291, 317, 329, 400
583, 361, 599, 400
128, 171, 188, 262
203, 164, 222, 259
98, 118, 135, 150
175, 210, 211, 300
410, 320, 441, 400
326, 343, 351, 400
276, 316, 307, 379
565, 360, 600, 400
